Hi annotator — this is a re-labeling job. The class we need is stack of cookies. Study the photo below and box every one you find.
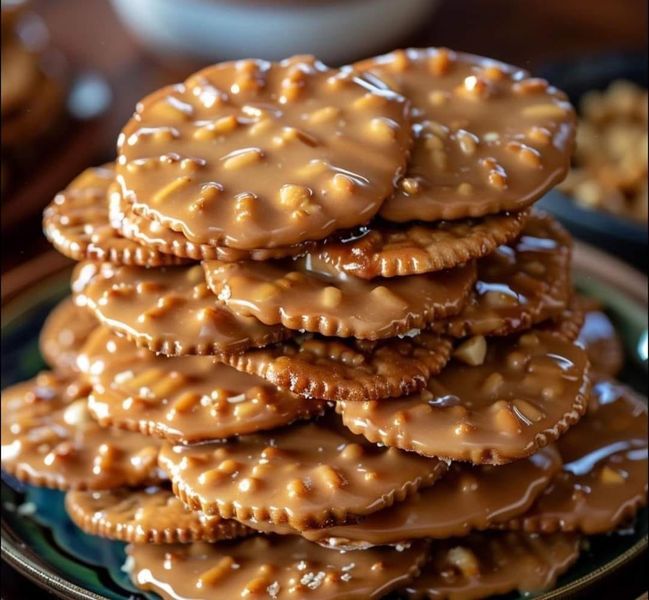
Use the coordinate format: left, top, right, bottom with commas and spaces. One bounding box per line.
3, 49, 647, 599
1, 0, 65, 193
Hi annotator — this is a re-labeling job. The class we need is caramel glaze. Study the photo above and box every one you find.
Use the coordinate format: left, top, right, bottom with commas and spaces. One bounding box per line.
203, 256, 477, 339
65, 486, 252, 544
300, 445, 562, 549
79, 327, 324, 443
117, 56, 412, 250
430, 213, 572, 338
337, 331, 591, 464
1, 373, 163, 490
126, 535, 429, 600
72, 261, 290, 356
39, 296, 97, 373
159, 416, 447, 530
354, 48, 575, 223
505, 379, 648, 534
404, 532, 581, 600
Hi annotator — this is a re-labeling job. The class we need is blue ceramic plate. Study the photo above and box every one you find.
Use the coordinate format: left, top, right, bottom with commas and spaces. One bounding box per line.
1, 256, 647, 600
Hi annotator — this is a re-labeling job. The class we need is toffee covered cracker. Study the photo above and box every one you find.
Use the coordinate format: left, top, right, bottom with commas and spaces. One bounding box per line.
159, 418, 447, 530
113, 187, 311, 262
72, 262, 289, 356
577, 306, 625, 378
80, 327, 324, 443
218, 333, 453, 402
39, 296, 97, 373
126, 536, 428, 600
300, 445, 562, 549
404, 532, 581, 599
313, 210, 529, 279
43, 165, 187, 266
203, 256, 476, 339
1, 373, 162, 490
354, 48, 575, 223
65, 486, 252, 544
337, 330, 590, 464
430, 213, 572, 338
117, 55, 412, 250
538, 295, 587, 342
505, 380, 647, 534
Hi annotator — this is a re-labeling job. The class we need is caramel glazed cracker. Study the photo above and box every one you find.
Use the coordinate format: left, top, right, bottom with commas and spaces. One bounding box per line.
126, 535, 429, 600
1, 372, 163, 490
79, 326, 325, 444
116, 55, 413, 251
353, 47, 576, 223
159, 416, 448, 531
337, 328, 591, 465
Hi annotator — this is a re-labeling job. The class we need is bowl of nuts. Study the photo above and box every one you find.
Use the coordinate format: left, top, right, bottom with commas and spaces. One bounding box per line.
537, 53, 647, 269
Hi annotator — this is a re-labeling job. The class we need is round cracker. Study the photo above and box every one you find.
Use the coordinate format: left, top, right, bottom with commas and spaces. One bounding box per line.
430, 213, 572, 338
117, 56, 412, 250
337, 330, 591, 465
65, 486, 252, 543
159, 417, 447, 530
354, 48, 575, 223
72, 261, 289, 356
202, 257, 477, 339
218, 332, 453, 402
79, 327, 324, 443
1, 373, 162, 490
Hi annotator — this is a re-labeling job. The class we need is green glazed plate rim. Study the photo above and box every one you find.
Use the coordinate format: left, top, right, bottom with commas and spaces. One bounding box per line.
1, 246, 647, 600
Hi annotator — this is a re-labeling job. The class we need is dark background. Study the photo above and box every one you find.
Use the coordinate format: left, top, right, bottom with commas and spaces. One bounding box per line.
2, 0, 648, 597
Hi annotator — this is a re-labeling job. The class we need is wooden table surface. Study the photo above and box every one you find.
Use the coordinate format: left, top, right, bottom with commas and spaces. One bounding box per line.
1, 0, 647, 597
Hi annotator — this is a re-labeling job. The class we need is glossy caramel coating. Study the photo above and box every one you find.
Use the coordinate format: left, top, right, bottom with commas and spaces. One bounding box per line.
314, 211, 529, 279
72, 261, 289, 356
1, 373, 162, 490
355, 48, 575, 222
506, 380, 647, 534
65, 486, 252, 543
79, 327, 324, 443
218, 332, 453, 402
159, 417, 447, 530
431, 213, 572, 338
39, 296, 97, 373
337, 331, 590, 464
404, 532, 580, 599
43, 165, 187, 266
578, 309, 625, 378
203, 256, 476, 339
117, 56, 412, 249
126, 536, 428, 600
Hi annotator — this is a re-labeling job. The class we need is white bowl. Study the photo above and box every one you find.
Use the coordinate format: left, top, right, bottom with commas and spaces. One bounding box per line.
110, 0, 440, 65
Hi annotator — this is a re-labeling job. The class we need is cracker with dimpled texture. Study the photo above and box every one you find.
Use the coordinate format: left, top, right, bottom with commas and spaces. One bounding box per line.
203, 256, 476, 339
79, 327, 324, 444
430, 213, 572, 338
404, 532, 580, 600
504, 380, 647, 534
39, 297, 97, 373
1, 373, 162, 490
43, 165, 187, 266
537, 295, 587, 342
354, 48, 575, 223
217, 332, 453, 402
126, 536, 429, 600
72, 261, 290, 356
65, 486, 252, 544
117, 55, 412, 250
159, 417, 448, 530
337, 330, 590, 465
314, 210, 529, 279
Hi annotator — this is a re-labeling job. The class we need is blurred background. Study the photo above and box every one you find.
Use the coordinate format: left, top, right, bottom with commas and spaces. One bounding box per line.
1, 0, 647, 281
